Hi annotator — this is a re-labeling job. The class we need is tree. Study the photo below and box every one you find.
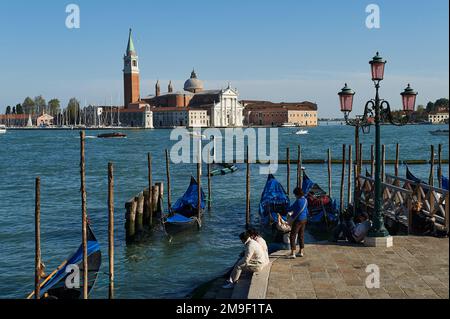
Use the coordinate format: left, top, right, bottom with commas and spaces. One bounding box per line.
66, 98, 80, 124
12, 106, 16, 114
434, 98, 449, 110
23, 97, 36, 114
16, 104, 24, 114
34, 95, 47, 114
426, 101, 435, 113
5, 106, 11, 114
48, 99, 61, 115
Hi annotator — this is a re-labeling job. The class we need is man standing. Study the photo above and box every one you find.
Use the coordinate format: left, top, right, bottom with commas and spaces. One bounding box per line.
222, 232, 270, 289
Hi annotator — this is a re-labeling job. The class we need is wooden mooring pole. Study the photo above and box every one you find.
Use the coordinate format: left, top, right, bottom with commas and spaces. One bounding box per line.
297, 145, 302, 188
165, 149, 172, 211
340, 145, 346, 214
80, 131, 88, 299
34, 177, 41, 300
197, 160, 202, 222
429, 145, 435, 187
381, 144, 386, 183
438, 144, 443, 189
108, 163, 114, 299
246, 146, 251, 229
208, 153, 212, 210
328, 148, 332, 197
286, 147, 290, 195
347, 145, 353, 207
148, 153, 153, 227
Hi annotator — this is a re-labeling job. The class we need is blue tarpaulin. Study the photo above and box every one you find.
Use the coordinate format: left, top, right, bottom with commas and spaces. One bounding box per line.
171, 177, 206, 217
442, 176, 449, 191
259, 174, 290, 225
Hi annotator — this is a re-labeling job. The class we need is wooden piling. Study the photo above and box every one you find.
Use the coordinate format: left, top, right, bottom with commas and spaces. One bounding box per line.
152, 185, 160, 214
148, 153, 153, 226
395, 143, 400, 177
347, 145, 353, 206
197, 161, 202, 221
340, 145, 346, 214
165, 149, 172, 211
429, 145, 435, 187
34, 177, 41, 300
327, 149, 332, 197
381, 144, 386, 183
286, 147, 290, 195
438, 144, 443, 189
246, 146, 251, 229
125, 199, 137, 242
80, 131, 88, 299
370, 145, 375, 177
135, 193, 144, 233
207, 153, 212, 210
108, 163, 114, 299
297, 145, 302, 188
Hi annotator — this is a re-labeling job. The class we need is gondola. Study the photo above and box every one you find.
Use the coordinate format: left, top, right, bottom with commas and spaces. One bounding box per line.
27, 224, 101, 299
302, 172, 339, 229
258, 174, 291, 243
406, 165, 425, 184
164, 177, 206, 234
210, 163, 238, 176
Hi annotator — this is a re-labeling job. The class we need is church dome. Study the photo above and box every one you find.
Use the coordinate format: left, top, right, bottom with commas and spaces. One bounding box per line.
184, 70, 204, 93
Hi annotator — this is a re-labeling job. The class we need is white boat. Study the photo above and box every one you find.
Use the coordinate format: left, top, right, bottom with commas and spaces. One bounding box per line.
281, 123, 297, 128
295, 129, 309, 135
0, 125, 6, 134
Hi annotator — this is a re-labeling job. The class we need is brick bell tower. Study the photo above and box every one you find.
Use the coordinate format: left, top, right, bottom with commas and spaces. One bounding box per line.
123, 29, 140, 108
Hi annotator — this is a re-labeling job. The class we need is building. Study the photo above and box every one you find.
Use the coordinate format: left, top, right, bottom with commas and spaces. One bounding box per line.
242, 101, 318, 127
153, 107, 209, 128
143, 71, 244, 127
0, 114, 30, 127
36, 113, 54, 127
428, 109, 449, 124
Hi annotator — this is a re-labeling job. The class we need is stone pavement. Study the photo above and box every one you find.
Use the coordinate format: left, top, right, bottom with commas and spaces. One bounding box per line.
265, 236, 449, 299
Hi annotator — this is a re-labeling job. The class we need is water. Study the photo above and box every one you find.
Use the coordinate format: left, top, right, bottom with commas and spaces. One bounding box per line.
0, 124, 448, 299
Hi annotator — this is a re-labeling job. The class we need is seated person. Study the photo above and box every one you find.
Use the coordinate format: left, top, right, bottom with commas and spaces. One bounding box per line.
247, 228, 269, 259
333, 212, 372, 244
410, 201, 435, 236
223, 232, 270, 289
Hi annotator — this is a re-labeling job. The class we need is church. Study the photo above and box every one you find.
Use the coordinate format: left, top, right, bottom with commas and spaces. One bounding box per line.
120, 29, 244, 128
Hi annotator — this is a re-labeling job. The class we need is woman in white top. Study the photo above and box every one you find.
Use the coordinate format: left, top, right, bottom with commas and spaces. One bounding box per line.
247, 229, 269, 259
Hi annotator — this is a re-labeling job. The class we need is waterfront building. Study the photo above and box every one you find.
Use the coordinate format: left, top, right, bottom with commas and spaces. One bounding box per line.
0, 114, 30, 127
36, 113, 54, 127
242, 101, 318, 127
144, 71, 244, 127
428, 108, 449, 124
153, 107, 209, 128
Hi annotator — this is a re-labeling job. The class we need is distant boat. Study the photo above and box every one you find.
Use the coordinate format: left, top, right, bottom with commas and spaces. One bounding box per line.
98, 132, 127, 139
0, 125, 6, 134
295, 129, 309, 135
280, 123, 297, 128
430, 130, 449, 136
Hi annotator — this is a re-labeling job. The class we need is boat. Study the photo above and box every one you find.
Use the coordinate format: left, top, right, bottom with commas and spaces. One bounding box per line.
430, 130, 449, 136
210, 163, 239, 176
163, 177, 206, 234
442, 176, 449, 191
0, 125, 6, 134
280, 123, 297, 128
27, 224, 101, 299
295, 129, 309, 135
97, 132, 127, 138
259, 174, 291, 243
406, 165, 425, 184
302, 172, 339, 229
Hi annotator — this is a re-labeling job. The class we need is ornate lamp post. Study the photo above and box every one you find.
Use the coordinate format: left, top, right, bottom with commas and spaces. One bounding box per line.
338, 52, 418, 238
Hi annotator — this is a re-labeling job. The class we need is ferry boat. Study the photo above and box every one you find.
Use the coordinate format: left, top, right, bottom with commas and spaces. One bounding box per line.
280, 123, 297, 128
0, 125, 6, 134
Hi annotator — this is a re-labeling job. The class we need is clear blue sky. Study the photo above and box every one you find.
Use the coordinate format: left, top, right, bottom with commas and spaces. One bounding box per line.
0, 0, 448, 117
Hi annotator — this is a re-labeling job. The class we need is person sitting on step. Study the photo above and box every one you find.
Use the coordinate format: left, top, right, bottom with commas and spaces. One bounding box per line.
332, 212, 372, 244
222, 232, 270, 289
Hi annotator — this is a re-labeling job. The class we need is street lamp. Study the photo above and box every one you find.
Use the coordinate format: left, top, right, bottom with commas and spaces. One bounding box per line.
338, 52, 418, 238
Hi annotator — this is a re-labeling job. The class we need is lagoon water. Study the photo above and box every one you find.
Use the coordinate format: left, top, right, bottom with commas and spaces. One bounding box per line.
0, 124, 448, 298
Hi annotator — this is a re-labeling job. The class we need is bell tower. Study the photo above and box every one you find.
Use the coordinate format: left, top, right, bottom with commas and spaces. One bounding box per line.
123, 29, 140, 108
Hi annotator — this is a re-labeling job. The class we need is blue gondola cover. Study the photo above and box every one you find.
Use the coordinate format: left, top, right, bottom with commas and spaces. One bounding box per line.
171, 177, 206, 217
259, 174, 290, 225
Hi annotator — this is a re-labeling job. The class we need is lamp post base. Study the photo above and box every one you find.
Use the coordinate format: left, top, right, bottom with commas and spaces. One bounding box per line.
364, 235, 393, 248
367, 228, 390, 238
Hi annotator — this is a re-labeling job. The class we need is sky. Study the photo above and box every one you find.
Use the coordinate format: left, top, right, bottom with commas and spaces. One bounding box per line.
0, 0, 448, 117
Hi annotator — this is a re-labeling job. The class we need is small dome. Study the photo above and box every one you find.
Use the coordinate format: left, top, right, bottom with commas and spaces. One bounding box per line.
184, 69, 204, 93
